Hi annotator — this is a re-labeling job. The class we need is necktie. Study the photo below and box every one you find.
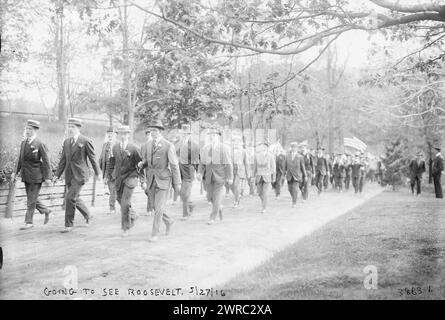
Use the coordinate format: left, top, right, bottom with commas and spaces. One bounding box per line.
151, 140, 156, 165
187, 139, 192, 164
71, 137, 75, 146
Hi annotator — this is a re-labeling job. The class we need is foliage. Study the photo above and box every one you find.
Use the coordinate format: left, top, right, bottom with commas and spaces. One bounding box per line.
382, 136, 411, 190
134, 1, 237, 128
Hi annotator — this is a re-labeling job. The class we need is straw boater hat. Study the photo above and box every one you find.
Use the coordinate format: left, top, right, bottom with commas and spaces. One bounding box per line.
26, 119, 40, 129
290, 142, 299, 147
433, 146, 441, 152
116, 125, 132, 134
106, 126, 115, 133
146, 119, 165, 131
66, 118, 83, 127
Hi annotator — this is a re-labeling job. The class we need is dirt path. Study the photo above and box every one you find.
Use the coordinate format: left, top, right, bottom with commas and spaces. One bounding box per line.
0, 183, 383, 300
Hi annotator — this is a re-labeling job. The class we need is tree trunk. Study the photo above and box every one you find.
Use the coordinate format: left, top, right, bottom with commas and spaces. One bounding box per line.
56, 0, 66, 122
121, 0, 133, 132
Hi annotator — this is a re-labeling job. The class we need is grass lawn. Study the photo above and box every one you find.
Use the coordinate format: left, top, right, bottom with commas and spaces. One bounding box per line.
216, 187, 445, 299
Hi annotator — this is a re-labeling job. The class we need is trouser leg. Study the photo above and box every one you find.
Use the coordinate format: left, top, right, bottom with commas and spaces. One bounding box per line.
209, 180, 224, 220
25, 183, 46, 224
120, 184, 135, 231
65, 180, 89, 228
180, 180, 193, 217
151, 181, 170, 236
231, 175, 240, 203
108, 180, 117, 210
288, 178, 298, 205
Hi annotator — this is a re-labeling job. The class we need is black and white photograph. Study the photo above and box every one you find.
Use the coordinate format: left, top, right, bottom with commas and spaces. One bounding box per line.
0, 0, 444, 308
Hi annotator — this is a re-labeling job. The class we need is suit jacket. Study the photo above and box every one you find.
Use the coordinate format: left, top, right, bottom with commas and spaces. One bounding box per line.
409, 159, 426, 179
232, 148, 250, 179
345, 163, 352, 177
55, 135, 100, 184
275, 154, 286, 176
333, 162, 346, 178
315, 156, 329, 175
284, 152, 306, 182
432, 155, 444, 176
351, 163, 364, 178
254, 150, 276, 183
16, 137, 52, 183
111, 142, 142, 194
176, 138, 200, 181
99, 141, 114, 180
141, 137, 181, 190
199, 143, 233, 184
303, 153, 315, 174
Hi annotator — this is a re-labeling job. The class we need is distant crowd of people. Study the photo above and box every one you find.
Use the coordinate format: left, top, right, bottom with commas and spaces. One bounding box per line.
12, 118, 443, 240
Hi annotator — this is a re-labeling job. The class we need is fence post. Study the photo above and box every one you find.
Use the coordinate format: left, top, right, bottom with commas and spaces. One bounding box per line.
5, 180, 16, 218
91, 175, 97, 207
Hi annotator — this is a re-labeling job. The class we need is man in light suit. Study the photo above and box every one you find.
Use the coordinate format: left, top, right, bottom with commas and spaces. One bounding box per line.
314, 147, 329, 195
141, 127, 154, 214
99, 126, 117, 214
54, 118, 101, 233
176, 124, 200, 219
253, 141, 276, 213
111, 126, 143, 236
408, 151, 426, 196
230, 135, 250, 208
285, 142, 306, 208
13, 120, 52, 229
432, 146, 444, 199
139, 120, 181, 241
300, 142, 315, 200
198, 127, 233, 224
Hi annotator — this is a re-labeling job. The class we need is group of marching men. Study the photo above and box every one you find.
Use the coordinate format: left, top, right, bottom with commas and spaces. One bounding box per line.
13, 118, 371, 241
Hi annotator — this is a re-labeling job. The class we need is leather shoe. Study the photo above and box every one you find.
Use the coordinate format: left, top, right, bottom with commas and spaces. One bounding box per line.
61, 227, 73, 233
44, 210, 51, 224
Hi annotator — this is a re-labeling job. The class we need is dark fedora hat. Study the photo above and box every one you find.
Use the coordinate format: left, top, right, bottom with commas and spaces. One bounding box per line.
66, 118, 83, 127
26, 119, 40, 129
146, 119, 165, 130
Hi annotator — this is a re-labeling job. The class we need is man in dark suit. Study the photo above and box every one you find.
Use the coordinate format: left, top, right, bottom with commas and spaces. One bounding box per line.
351, 153, 364, 194
54, 118, 101, 233
432, 146, 444, 199
324, 154, 333, 190
333, 154, 347, 192
198, 126, 233, 222
408, 151, 426, 196
272, 148, 286, 200
99, 126, 117, 214
344, 154, 352, 190
285, 142, 306, 208
300, 142, 315, 200
176, 124, 200, 219
314, 147, 329, 195
13, 120, 52, 229
253, 140, 276, 213
111, 126, 143, 237
139, 120, 181, 241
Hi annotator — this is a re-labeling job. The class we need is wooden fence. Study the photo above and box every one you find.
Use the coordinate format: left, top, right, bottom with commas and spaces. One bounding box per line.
0, 177, 147, 218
